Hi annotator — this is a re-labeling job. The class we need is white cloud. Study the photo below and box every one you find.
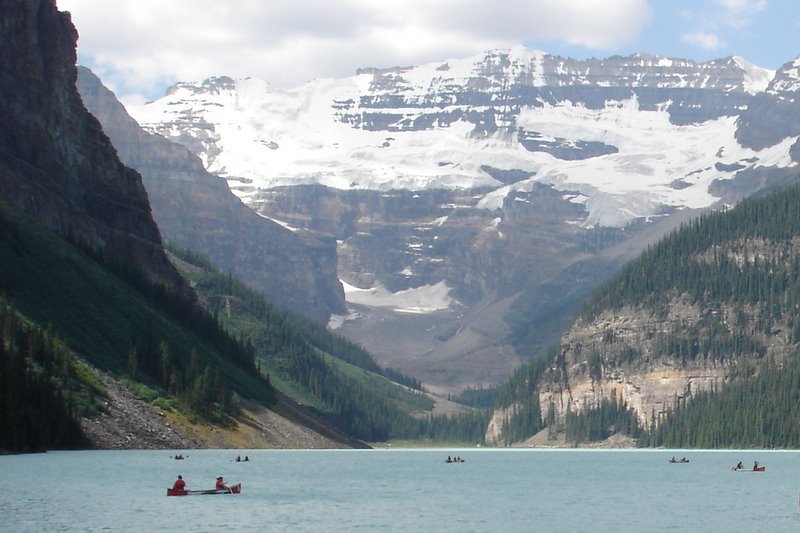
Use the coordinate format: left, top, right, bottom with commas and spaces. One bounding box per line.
58, 0, 651, 100
712, 0, 766, 29
681, 31, 725, 51
712, 0, 766, 13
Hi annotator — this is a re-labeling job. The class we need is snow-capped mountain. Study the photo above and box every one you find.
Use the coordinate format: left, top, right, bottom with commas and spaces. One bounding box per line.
130, 48, 789, 228
127, 48, 800, 392
766, 56, 800, 95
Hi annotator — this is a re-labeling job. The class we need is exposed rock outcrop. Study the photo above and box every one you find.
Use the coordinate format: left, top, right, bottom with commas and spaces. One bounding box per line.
535, 296, 791, 432
81, 365, 364, 450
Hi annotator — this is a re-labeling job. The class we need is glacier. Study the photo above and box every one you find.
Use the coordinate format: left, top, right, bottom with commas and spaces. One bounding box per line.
129, 48, 793, 229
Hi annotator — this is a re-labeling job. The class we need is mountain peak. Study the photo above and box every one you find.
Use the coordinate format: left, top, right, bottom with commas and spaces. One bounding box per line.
730, 55, 775, 94
165, 75, 237, 97
128, 47, 797, 230
767, 56, 800, 95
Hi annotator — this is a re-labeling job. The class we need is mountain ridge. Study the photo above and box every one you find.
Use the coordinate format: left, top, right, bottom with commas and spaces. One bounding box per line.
488, 183, 800, 447
0, 0, 373, 451
120, 46, 800, 393
76, 67, 346, 323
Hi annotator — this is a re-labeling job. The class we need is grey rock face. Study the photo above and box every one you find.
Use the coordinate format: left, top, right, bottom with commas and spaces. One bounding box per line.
0, 0, 184, 293
76, 68, 345, 322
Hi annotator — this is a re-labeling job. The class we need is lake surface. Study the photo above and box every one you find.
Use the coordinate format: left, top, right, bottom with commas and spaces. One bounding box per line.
2, 448, 799, 532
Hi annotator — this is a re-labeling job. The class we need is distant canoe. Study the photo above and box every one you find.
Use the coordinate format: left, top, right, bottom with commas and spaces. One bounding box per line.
731, 467, 765, 472
167, 483, 242, 496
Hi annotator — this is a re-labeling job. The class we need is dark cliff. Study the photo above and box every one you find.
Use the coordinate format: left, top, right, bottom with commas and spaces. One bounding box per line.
76, 68, 345, 322
0, 0, 183, 291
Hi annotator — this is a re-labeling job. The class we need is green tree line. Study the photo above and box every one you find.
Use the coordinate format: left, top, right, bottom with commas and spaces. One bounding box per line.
580, 185, 800, 324
497, 183, 800, 446
0, 304, 91, 451
170, 244, 487, 443
0, 200, 273, 437
639, 356, 800, 448
565, 390, 643, 445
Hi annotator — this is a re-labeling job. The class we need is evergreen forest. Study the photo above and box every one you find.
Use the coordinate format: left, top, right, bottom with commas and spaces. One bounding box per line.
170, 245, 492, 444
0, 199, 274, 450
0, 305, 93, 451
496, 183, 800, 448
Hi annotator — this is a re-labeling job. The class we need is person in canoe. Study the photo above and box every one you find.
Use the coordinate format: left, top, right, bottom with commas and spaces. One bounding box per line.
216, 476, 229, 491
173, 475, 186, 491
736, 461, 743, 470
753, 461, 759, 470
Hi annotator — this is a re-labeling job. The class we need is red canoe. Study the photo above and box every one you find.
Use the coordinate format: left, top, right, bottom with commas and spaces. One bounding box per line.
167, 483, 242, 496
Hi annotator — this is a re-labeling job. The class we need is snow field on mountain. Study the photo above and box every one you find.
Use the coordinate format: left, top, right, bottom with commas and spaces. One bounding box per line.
480, 97, 797, 227
339, 279, 455, 314
128, 49, 797, 232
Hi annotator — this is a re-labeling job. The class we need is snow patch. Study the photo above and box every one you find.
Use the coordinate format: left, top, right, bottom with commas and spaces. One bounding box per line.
732, 56, 775, 95
256, 212, 300, 231
341, 280, 455, 314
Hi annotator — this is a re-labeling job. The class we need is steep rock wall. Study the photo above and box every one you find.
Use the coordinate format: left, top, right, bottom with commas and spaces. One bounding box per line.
76, 68, 345, 322
0, 0, 183, 292
536, 292, 793, 432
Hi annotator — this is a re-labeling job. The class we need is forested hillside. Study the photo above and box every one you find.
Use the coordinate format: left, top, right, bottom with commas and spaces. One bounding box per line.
1, 0, 360, 452
0, 303, 94, 452
170, 246, 491, 444
0, 191, 488, 450
493, 182, 800, 448
0, 199, 276, 451
580, 185, 800, 332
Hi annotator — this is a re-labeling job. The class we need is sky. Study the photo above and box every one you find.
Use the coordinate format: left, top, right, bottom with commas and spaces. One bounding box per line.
57, 0, 799, 106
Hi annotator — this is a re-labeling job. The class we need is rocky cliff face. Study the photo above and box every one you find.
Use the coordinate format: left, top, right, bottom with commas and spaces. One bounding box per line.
257, 181, 624, 390
345, 52, 763, 133
0, 0, 183, 292
520, 237, 800, 441
76, 68, 345, 322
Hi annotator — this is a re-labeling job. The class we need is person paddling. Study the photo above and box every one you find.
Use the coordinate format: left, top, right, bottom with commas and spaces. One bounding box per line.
173, 475, 186, 491
216, 476, 230, 492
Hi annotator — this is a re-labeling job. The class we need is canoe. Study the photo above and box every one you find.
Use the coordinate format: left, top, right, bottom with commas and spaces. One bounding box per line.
668, 459, 690, 463
731, 467, 765, 472
167, 483, 242, 496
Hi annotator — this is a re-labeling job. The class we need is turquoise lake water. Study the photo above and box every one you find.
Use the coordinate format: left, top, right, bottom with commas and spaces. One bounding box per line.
2, 448, 799, 532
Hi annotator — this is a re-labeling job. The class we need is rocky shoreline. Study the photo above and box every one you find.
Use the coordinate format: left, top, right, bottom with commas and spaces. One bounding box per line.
79, 366, 363, 450
80, 370, 202, 450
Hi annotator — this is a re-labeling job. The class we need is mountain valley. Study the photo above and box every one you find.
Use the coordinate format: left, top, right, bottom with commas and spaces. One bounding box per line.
124, 49, 800, 393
